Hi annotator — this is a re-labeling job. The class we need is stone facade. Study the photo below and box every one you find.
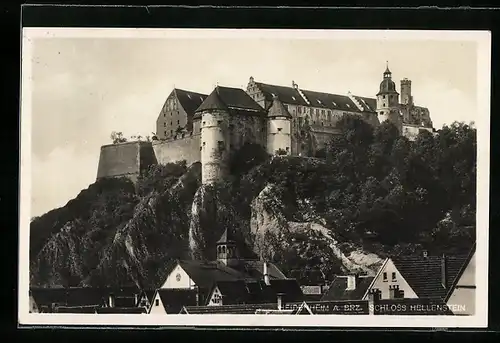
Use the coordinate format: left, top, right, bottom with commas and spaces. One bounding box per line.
97, 65, 434, 184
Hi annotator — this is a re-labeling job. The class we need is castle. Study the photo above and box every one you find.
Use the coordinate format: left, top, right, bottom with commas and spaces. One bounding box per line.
97, 64, 434, 184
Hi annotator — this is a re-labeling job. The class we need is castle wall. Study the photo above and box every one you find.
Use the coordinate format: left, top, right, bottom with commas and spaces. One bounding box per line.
96, 141, 155, 182
229, 112, 266, 151
152, 135, 201, 166
402, 124, 433, 141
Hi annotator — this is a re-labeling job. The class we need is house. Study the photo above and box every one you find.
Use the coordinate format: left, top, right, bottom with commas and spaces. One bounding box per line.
30, 287, 109, 313
136, 289, 156, 312
205, 278, 304, 307
289, 268, 327, 301
362, 251, 471, 302
149, 289, 198, 315
321, 275, 375, 301
158, 228, 288, 307
445, 242, 476, 315
96, 307, 147, 314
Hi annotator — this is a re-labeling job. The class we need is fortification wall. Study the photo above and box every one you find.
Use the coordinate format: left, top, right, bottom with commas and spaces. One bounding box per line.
96, 141, 156, 181
152, 135, 201, 166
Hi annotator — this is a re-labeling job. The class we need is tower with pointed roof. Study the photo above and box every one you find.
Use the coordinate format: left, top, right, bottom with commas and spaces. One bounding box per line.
216, 228, 240, 267
376, 62, 403, 132
195, 87, 231, 184
267, 95, 292, 156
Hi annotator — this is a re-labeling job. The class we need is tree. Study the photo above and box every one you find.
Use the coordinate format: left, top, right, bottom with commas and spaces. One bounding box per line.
110, 131, 127, 144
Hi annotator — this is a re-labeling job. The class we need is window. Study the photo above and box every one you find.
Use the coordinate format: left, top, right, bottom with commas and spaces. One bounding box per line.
203, 142, 206, 146
383, 95, 386, 99
177, 120, 180, 124
217, 120, 223, 125
392, 272, 397, 281
315, 109, 319, 115
170, 130, 173, 135
203, 121, 206, 126
292, 96, 296, 100
383, 103, 386, 107
164, 122, 166, 127
379, 111, 384, 115
155, 299, 159, 306
321, 122, 324, 126
383, 272, 388, 282
398, 290, 405, 298
170, 121, 172, 125
298, 107, 302, 114
317, 99, 322, 105
277, 128, 283, 132
321, 109, 325, 115
164, 131, 166, 136
218, 140, 225, 151
332, 101, 337, 107
346, 104, 351, 108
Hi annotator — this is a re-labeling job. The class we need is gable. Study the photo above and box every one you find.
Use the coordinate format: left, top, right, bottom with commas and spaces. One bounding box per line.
456, 252, 475, 286
149, 292, 166, 315
363, 258, 418, 300
161, 263, 195, 289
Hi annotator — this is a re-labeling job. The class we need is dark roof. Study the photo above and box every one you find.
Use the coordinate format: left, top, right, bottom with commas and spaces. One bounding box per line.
269, 279, 304, 302
195, 87, 229, 113
267, 96, 292, 118
156, 289, 198, 313
216, 228, 236, 244
175, 259, 287, 290
54, 306, 97, 313
138, 289, 156, 304
255, 82, 308, 107
391, 254, 470, 300
212, 280, 250, 305
321, 275, 374, 301
114, 296, 137, 308
180, 303, 278, 314
174, 89, 208, 115
352, 96, 377, 112
289, 269, 326, 285
97, 307, 146, 314
444, 242, 476, 302
300, 89, 359, 112
30, 288, 108, 308
215, 86, 264, 112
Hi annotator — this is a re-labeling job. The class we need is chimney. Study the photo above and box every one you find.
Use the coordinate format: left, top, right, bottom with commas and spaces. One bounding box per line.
346, 275, 357, 291
423, 250, 428, 258
441, 254, 448, 289
108, 293, 115, 308
277, 294, 284, 310
263, 262, 270, 286
367, 289, 380, 314
134, 293, 139, 306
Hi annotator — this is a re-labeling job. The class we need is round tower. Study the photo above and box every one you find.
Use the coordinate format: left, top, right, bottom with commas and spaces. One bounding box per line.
267, 95, 292, 156
195, 87, 230, 184
376, 63, 402, 132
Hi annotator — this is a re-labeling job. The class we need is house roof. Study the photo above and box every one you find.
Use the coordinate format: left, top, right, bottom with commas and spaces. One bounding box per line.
267, 95, 292, 119
289, 269, 326, 285
174, 88, 208, 116
195, 86, 264, 117
216, 227, 236, 244
321, 275, 374, 301
255, 82, 308, 107
138, 289, 156, 304
300, 89, 360, 112
444, 242, 476, 302
54, 306, 98, 313
97, 307, 147, 314
351, 96, 377, 112
114, 296, 137, 308
195, 87, 229, 113
390, 254, 470, 300
211, 280, 250, 304
30, 287, 109, 308
269, 279, 304, 302
180, 303, 278, 314
156, 289, 199, 313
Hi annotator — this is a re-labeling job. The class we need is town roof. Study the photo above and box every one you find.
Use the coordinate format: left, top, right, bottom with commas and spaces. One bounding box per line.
321, 275, 375, 301
30, 287, 109, 309
211, 280, 250, 305
180, 303, 278, 314
351, 96, 377, 112
444, 242, 476, 302
174, 88, 208, 116
267, 95, 292, 119
96, 307, 147, 314
390, 254, 470, 300
156, 288, 198, 313
255, 82, 308, 107
216, 227, 236, 244
177, 260, 248, 289
195, 86, 265, 117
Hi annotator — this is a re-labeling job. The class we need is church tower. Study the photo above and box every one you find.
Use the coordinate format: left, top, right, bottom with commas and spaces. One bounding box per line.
195, 87, 230, 184
267, 95, 292, 156
216, 228, 240, 267
376, 63, 402, 132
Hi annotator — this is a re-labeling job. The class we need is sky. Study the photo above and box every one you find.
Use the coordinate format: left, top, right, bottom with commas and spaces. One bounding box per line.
27, 32, 480, 217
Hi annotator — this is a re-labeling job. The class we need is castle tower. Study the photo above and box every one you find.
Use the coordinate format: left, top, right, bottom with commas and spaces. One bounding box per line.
400, 78, 413, 106
376, 63, 402, 132
216, 228, 240, 267
195, 87, 230, 184
266, 95, 292, 155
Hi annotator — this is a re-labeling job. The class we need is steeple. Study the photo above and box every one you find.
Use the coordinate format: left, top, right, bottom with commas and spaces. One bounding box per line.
268, 95, 292, 119
216, 228, 240, 267
384, 61, 391, 77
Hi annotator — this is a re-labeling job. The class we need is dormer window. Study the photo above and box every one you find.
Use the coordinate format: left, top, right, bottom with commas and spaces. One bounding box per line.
317, 99, 322, 105
271, 93, 276, 97
346, 104, 351, 108
332, 101, 337, 107
277, 128, 283, 132
200, 96, 204, 101
292, 96, 296, 100
187, 94, 192, 99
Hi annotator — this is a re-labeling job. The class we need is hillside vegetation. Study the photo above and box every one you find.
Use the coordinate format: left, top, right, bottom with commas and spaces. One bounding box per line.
30, 115, 476, 288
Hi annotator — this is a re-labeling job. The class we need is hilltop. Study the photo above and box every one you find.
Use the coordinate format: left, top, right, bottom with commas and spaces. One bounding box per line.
29, 116, 476, 289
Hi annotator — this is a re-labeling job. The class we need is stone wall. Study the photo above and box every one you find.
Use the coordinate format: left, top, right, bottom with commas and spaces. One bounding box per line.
152, 135, 201, 166
96, 141, 156, 181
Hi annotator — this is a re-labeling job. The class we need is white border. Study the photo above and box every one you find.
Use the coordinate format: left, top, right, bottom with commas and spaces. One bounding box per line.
19, 28, 491, 328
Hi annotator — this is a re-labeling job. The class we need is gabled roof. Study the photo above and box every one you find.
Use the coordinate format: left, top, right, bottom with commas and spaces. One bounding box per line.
321, 275, 374, 301
138, 289, 156, 305
174, 88, 208, 116
177, 260, 248, 289
156, 288, 198, 313
267, 95, 292, 119
391, 254, 470, 300
255, 82, 308, 106
268, 279, 304, 302
444, 242, 477, 302
195, 86, 264, 116
300, 89, 360, 112
351, 96, 377, 112
211, 280, 250, 305
216, 227, 236, 244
